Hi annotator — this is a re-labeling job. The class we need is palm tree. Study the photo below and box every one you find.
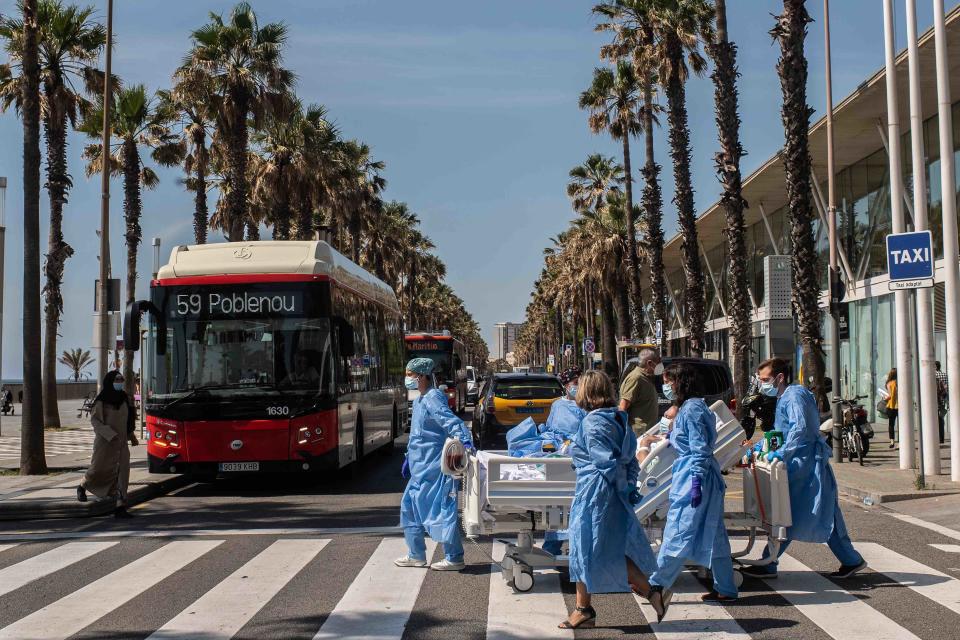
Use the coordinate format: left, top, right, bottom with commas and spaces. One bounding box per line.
709, 0, 751, 405
649, 0, 713, 356
566, 153, 624, 214
339, 140, 385, 263
0, 1, 105, 429
81, 84, 183, 394
182, 2, 294, 241
163, 68, 216, 244
0, 0, 47, 473
58, 347, 93, 381
579, 61, 644, 339
771, 0, 826, 406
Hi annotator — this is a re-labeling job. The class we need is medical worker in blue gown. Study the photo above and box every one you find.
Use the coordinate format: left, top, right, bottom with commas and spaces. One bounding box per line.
559, 371, 664, 630
396, 358, 474, 572
740, 358, 867, 580
648, 362, 738, 613
541, 367, 586, 556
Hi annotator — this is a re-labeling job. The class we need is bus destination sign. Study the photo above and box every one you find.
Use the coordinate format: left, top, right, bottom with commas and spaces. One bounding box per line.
407, 341, 442, 352
170, 290, 304, 319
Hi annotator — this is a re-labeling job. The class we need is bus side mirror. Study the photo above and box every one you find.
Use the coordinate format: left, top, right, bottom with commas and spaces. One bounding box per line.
123, 300, 165, 355
336, 318, 355, 357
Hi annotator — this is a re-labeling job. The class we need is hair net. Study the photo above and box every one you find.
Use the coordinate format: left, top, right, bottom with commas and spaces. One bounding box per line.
559, 367, 583, 385
406, 358, 436, 375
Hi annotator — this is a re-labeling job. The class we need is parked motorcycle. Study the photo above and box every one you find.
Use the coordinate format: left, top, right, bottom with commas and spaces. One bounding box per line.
819, 394, 874, 465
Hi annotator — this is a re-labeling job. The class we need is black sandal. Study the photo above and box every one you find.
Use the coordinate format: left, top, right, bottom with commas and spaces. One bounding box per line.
558, 605, 597, 629
649, 586, 673, 623
76, 485, 87, 503
701, 590, 737, 603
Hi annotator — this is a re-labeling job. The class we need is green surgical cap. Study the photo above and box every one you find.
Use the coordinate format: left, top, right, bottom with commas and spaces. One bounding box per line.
406, 358, 435, 374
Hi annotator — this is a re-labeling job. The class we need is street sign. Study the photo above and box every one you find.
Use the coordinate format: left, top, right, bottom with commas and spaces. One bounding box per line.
655, 319, 663, 343
547, 354, 555, 366
583, 337, 595, 355
563, 344, 573, 358
886, 231, 935, 290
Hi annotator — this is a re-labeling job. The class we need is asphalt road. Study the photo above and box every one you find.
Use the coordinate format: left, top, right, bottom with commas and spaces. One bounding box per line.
2, 414, 960, 639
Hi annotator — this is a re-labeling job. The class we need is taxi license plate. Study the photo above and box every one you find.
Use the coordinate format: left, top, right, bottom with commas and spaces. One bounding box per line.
218, 462, 259, 472
515, 407, 545, 415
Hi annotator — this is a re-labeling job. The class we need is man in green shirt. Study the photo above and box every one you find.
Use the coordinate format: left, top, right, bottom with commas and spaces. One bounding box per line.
619, 348, 663, 436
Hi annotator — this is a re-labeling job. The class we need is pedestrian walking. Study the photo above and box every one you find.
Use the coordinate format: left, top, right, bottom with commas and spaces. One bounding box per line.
618, 347, 663, 437
886, 368, 899, 448
936, 361, 948, 444
76, 370, 138, 518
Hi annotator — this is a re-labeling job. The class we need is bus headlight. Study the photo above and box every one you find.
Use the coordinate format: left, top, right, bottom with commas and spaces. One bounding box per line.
298, 426, 310, 444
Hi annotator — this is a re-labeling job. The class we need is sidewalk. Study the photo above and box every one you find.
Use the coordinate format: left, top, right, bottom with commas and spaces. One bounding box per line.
0, 445, 187, 521
833, 429, 960, 504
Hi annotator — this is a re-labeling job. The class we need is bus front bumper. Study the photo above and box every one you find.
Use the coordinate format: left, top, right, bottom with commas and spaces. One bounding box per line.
148, 449, 340, 476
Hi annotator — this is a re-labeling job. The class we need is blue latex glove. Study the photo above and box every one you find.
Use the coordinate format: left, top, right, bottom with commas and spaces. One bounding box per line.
628, 489, 643, 505
766, 450, 783, 463
690, 476, 703, 508
401, 457, 410, 478
464, 442, 477, 454
752, 440, 764, 454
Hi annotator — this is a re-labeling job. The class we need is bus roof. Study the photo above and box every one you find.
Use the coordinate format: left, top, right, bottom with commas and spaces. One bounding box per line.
154, 240, 399, 310
405, 332, 454, 341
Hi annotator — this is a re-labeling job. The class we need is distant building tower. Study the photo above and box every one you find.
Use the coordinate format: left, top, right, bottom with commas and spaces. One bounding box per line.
494, 322, 524, 360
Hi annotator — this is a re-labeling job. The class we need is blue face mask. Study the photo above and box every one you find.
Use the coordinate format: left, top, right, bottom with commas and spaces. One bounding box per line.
113, 382, 124, 391
404, 376, 419, 391
567, 385, 578, 399
759, 381, 779, 397
662, 382, 675, 401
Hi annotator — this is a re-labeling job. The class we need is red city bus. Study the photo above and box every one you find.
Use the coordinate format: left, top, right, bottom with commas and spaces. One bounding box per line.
125, 240, 406, 479
404, 332, 468, 413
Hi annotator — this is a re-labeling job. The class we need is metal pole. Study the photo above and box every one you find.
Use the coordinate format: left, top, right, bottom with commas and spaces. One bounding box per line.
883, 0, 918, 471
905, 0, 938, 476
152, 237, 161, 279
932, 0, 960, 481
0, 177, 5, 437
96, 0, 113, 391
824, 0, 843, 463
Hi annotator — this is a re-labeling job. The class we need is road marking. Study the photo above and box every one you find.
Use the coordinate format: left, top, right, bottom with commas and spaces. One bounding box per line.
930, 543, 960, 553
0, 544, 17, 554
634, 573, 749, 639
0, 541, 118, 598
486, 541, 571, 639
0, 525, 402, 543
0, 540, 223, 640
857, 542, 960, 615
313, 536, 435, 640
888, 513, 960, 542
148, 538, 329, 639
774, 554, 922, 640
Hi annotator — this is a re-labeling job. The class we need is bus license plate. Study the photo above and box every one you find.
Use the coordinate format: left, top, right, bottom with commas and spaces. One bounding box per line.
218, 462, 259, 472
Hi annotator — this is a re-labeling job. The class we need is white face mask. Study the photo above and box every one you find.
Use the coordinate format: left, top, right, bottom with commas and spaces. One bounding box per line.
652, 362, 664, 376
404, 376, 419, 391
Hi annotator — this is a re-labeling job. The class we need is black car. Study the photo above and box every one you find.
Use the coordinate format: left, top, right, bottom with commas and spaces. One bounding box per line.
472, 373, 566, 449
623, 356, 735, 418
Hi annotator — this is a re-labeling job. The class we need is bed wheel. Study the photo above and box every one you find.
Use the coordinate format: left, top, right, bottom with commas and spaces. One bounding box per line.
512, 569, 535, 593
734, 570, 744, 588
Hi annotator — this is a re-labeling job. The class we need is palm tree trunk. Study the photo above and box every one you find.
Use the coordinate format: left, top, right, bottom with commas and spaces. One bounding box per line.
772, 0, 826, 407
272, 162, 291, 241
350, 210, 361, 263
621, 133, 644, 338
614, 271, 630, 341
712, 0, 752, 409
41, 84, 74, 429
640, 30, 668, 357
20, 0, 47, 474
192, 128, 208, 244
601, 293, 618, 380
665, 37, 706, 357
226, 90, 249, 242
122, 139, 142, 396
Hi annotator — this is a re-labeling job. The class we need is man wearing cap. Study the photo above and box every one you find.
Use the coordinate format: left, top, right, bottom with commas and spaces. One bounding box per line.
619, 348, 663, 437
396, 357, 475, 571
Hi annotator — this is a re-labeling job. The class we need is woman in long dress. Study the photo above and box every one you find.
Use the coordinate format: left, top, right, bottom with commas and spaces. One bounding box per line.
76, 370, 138, 518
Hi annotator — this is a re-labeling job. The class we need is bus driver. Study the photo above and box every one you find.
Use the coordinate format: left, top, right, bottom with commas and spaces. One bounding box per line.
282, 351, 320, 387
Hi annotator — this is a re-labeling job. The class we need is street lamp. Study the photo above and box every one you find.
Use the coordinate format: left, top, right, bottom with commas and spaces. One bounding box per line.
0, 176, 6, 437
95, 0, 114, 390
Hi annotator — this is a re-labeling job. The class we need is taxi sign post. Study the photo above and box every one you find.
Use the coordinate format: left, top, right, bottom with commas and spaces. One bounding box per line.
886, 231, 935, 290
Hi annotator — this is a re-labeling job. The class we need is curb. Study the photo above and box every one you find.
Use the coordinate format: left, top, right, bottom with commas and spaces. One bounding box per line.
837, 482, 960, 505
0, 474, 190, 521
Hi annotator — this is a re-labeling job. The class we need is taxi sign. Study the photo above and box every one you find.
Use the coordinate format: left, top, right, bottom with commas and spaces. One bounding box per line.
886, 231, 935, 290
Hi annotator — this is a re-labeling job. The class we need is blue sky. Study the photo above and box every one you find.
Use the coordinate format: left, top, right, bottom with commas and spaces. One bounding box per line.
0, 0, 948, 378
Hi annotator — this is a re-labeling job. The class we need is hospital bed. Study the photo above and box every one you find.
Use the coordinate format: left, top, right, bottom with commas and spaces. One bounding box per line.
448, 400, 793, 593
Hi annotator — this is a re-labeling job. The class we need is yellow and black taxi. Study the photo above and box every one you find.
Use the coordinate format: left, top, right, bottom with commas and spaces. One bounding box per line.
472, 373, 566, 449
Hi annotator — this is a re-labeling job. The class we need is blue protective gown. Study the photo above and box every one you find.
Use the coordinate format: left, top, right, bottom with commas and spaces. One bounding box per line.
400, 388, 473, 546
542, 397, 586, 442
568, 408, 657, 593
775, 385, 838, 542
657, 398, 729, 568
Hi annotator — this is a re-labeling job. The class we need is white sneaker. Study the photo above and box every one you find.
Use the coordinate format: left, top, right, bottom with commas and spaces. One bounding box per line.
394, 556, 428, 568
430, 559, 466, 571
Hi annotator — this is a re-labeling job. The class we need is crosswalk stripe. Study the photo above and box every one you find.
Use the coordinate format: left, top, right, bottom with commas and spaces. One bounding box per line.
633, 573, 749, 639
148, 538, 329, 640
774, 554, 922, 640
486, 541, 571, 639
930, 543, 960, 553
0, 541, 118, 598
313, 536, 435, 640
889, 513, 960, 542
0, 540, 223, 640
857, 542, 960, 616
0, 544, 17, 555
